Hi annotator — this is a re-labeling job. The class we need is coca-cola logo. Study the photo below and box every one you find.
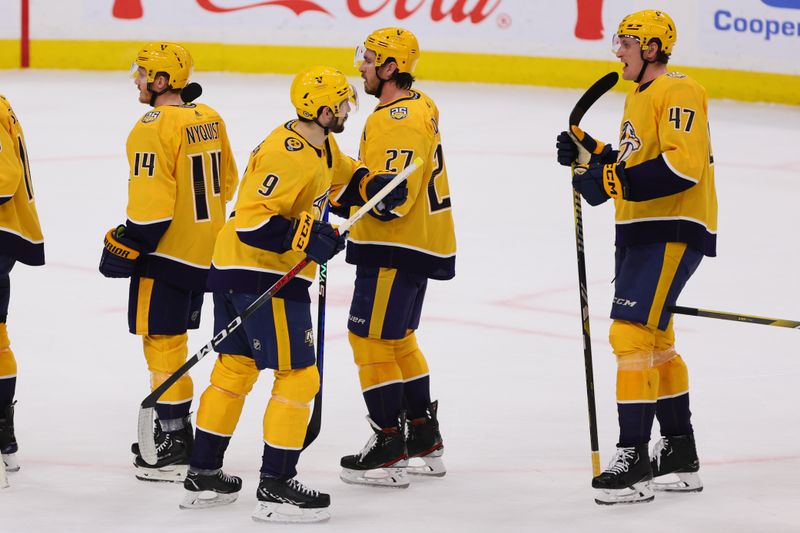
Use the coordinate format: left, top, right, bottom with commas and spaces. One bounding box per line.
113, 0, 330, 18
347, 0, 501, 23
113, 0, 504, 24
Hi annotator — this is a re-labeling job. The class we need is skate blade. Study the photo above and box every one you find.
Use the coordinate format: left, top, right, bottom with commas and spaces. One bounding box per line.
651, 472, 703, 493
340, 466, 409, 488
594, 481, 655, 505
407, 455, 446, 477
3, 453, 20, 473
180, 489, 239, 509
134, 463, 187, 483
252, 502, 330, 524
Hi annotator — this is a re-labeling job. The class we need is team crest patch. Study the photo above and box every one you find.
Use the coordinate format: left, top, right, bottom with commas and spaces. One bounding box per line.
304, 329, 314, 346
253, 339, 262, 351
618, 121, 642, 163
141, 111, 161, 123
285, 137, 304, 152
667, 72, 687, 79
390, 106, 408, 120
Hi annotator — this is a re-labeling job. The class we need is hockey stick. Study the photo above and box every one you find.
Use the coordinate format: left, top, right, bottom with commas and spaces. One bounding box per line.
302, 206, 328, 450
137, 157, 424, 465
569, 72, 619, 477
670, 305, 800, 330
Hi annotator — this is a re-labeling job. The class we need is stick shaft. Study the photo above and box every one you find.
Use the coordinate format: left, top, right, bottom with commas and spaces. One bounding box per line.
671, 305, 800, 329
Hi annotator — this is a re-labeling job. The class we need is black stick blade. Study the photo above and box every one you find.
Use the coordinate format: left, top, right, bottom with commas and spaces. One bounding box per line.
569, 72, 619, 127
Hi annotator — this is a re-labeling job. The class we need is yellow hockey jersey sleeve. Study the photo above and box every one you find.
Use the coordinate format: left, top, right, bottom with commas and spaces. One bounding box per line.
0, 95, 44, 266
347, 90, 456, 280
209, 120, 358, 300
124, 104, 238, 289
614, 73, 717, 256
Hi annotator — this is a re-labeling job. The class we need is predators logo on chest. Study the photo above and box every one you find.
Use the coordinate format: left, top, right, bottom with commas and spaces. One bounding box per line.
312, 191, 329, 220
618, 121, 642, 163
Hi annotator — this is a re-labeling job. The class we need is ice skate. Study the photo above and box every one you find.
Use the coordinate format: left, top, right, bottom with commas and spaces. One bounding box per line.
133, 416, 193, 482
406, 400, 446, 477
180, 468, 242, 509
592, 444, 654, 505
650, 435, 703, 492
0, 403, 19, 473
340, 415, 409, 488
252, 476, 330, 524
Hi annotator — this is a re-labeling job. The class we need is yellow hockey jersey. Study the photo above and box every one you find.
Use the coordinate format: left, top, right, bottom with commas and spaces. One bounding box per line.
125, 103, 238, 289
344, 90, 456, 280
208, 120, 361, 301
0, 95, 44, 266
615, 72, 717, 256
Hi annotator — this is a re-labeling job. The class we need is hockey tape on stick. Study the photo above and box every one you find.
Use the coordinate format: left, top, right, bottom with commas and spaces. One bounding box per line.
136, 156, 423, 465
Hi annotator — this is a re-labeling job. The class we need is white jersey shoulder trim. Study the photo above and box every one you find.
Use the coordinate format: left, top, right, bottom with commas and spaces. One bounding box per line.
148, 252, 210, 269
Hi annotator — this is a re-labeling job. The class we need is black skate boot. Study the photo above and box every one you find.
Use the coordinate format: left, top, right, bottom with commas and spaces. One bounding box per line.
592, 443, 654, 505
340, 413, 409, 488
133, 416, 193, 483
130, 417, 165, 457
650, 435, 703, 492
0, 402, 19, 472
406, 400, 446, 477
180, 468, 242, 509
252, 476, 331, 523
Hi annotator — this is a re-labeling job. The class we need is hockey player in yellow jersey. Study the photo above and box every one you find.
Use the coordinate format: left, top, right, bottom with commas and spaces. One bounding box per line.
179, 66, 378, 523
0, 95, 44, 474
99, 42, 238, 482
338, 27, 456, 488
556, 10, 716, 505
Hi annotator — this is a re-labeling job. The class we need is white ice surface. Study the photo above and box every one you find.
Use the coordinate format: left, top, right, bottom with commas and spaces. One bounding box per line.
0, 70, 799, 532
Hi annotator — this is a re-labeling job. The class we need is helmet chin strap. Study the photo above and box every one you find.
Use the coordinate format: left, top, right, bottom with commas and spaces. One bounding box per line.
635, 51, 652, 84
312, 113, 330, 136
147, 83, 170, 107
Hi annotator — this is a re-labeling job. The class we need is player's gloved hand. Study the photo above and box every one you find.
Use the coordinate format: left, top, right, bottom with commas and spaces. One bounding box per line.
99, 224, 141, 278
285, 212, 346, 264
359, 171, 408, 215
572, 162, 629, 206
556, 125, 612, 166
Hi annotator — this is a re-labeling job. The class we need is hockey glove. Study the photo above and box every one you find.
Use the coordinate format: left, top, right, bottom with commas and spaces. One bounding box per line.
99, 225, 141, 278
556, 125, 613, 166
359, 171, 408, 217
285, 211, 346, 264
572, 162, 629, 206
